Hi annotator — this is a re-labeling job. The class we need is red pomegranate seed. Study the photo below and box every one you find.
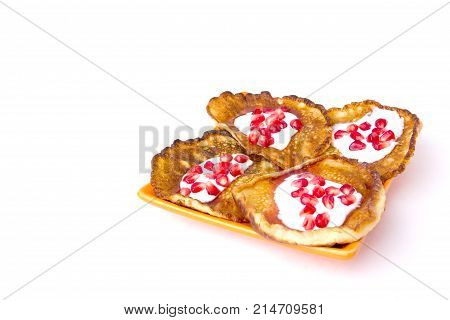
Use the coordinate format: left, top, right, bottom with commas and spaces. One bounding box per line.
248, 130, 260, 144
251, 113, 265, 124
266, 114, 278, 126
339, 194, 356, 206
313, 186, 325, 198
334, 130, 347, 139
349, 140, 366, 151
290, 119, 303, 130
234, 154, 249, 163
253, 108, 262, 114
215, 174, 229, 187
372, 127, 384, 135
347, 124, 359, 132
215, 161, 231, 174
291, 178, 308, 188
205, 181, 220, 196
325, 186, 340, 196
322, 195, 335, 209
379, 130, 395, 142
191, 182, 206, 193
367, 132, 379, 143
205, 173, 215, 179
230, 163, 244, 177
375, 118, 387, 129
300, 193, 319, 206
258, 135, 274, 147
220, 154, 233, 162
302, 204, 316, 215
183, 173, 200, 184
315, 213, 330, 228
373, 141, 391, 150
268, 121, 282, 133
359, 122, 371, 131
180, 188, 191, 196
350, 131, 364, 141
204, 161, 214, 171
340, 184, 355, 195
279, 121, 287, 129
250, 121, 262, 131
281, 106, 289, 112
302, 215, 315, 230
274, 108, 285, 120
258, 127, 271, 137
189, 165, 203, 174
311, 176, 325, 186
291, 188, 307, 198
263, 107, 274, 113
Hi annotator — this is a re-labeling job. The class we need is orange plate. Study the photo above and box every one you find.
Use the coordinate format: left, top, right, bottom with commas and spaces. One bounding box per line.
138, 180, 391, 260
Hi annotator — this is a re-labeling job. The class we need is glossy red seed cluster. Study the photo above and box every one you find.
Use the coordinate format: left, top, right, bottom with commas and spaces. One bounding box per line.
334, 117, 396, 151
248, 107, 303, 147
290, 172, 357, 230
179, 154, 250, 197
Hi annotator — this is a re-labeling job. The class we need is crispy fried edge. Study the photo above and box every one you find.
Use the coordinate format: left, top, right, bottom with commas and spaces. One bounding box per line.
206, 91, 332, 169
150, 129, 278, 222
327, 100, 422, 181
232, 155, 386, 246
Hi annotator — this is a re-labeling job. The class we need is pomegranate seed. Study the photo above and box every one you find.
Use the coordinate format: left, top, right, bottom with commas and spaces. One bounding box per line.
375, 118, 387, 129
359, 122, 371, 131
220, 154, 233, 162
347, 124, 359, 132
373, 141, 391, 150
334, 130, 347, 139
290, 119, 303, 130
297, 172, 315, 179
291, 188, 307, 198
250, 121, 262, 131
291, 178, 308, 188
214, 161, 230, 174
189, 165, 203, 174
230, 163, 244, 177
339, 194, 356, 206
300, 193, 319, 206
350, 131, 364, 141
251, 113, 265, 124
234, 154, 249, 163
248, 130, 260, 144
180, 188, 191, 196
274, 108, 285, 120
349, 140, 366, 151
253, 108, 262, 114
313, 186, 325, 198
379, 130, 395, 142
340, 184, 355, 195
215, 174, 229, 187
311, 176, 325, 186
266, 114, 279, 126
302, 215, 315, 230
191, 182, 206, 193
367, 132, 379, 143
262, 107, 274, 113
322, 195, 335, 209
325, 186, 340, 196
205, 181, 220, 196
258, 135, 274, 147
204, 161, 214, 171
279, 121, 287, 129
281, 106, 289, 112
315, 213, 330, 228
258, 127, 271, 137
372, 127, 384, 135
268, 121, 282, 133
302, 204, 316, 215
205, 173, 215, 179
183, 173, 200, 184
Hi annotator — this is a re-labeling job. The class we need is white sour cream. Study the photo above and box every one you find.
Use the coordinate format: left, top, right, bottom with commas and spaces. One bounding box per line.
332, 107, 404, 163
179, 154, 253, 203
233, 111, 299, 150
275, 173, 362, 231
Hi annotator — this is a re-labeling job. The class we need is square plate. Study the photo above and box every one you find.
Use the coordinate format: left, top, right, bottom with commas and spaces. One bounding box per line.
138, 180, 390, 260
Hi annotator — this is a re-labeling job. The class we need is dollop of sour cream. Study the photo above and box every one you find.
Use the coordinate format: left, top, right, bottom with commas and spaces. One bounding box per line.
179, 154, 253, 203
233, 111, 299, 150
332, 108, 404, 163
275, 173, 362, 231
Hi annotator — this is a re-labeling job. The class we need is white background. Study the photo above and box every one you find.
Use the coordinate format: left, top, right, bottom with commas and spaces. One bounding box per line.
0, 0, 449, 318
